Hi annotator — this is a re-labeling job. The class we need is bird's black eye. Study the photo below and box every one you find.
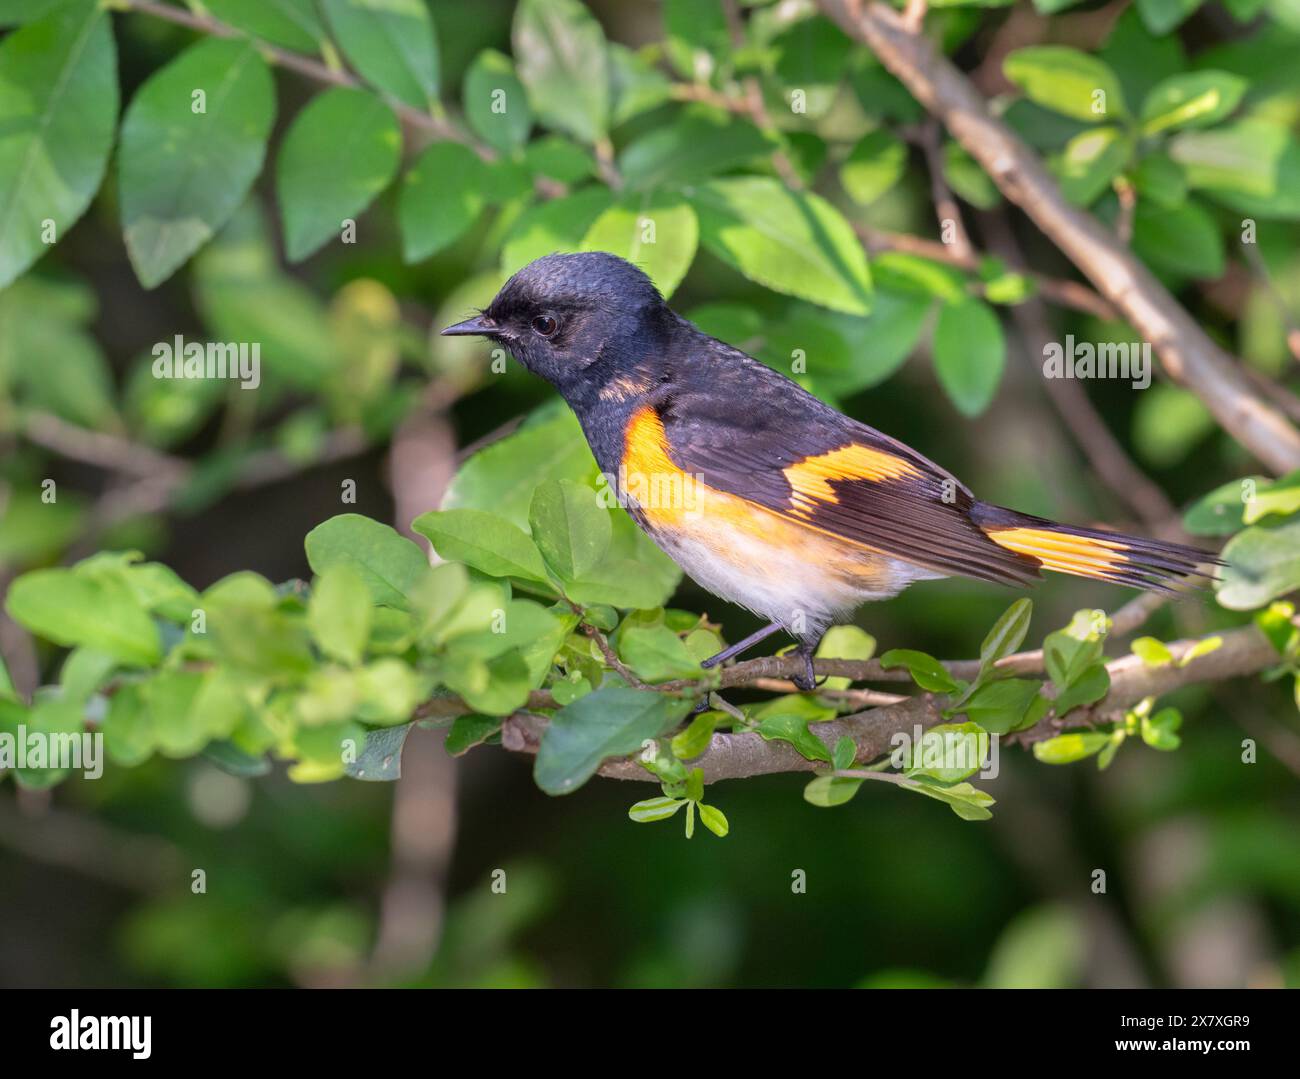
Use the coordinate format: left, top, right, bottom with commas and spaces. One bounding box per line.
531, 314, 558, 337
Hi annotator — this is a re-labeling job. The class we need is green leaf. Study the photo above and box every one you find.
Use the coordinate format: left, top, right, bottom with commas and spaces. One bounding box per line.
1003, 46, 1128, 123
1218, 518, 1300, 610
608, 40, 672, 126
344, 722, 411, 781
1254, 600, 1297, 657
500, 187, 615, 276
564, 553, 681, 611
304, 514, 430, 610
1183, 476, 1255, 535
1178, 635, 1222, 666
618, 110, 769, 190
276, 87, 401, 262
580, 192, 698, 299
880, 648, 960, 693
697, 802, 729, 837
803, 773, 864, 807
398, 141, 486, 263
445, 714, 503, 756
512, 0, 609, 145
1131, 636, 1174, 667
0, 1, 117, 289
146, 670, 210, 757
0, 1, 72, 26
672, 710, 719, 760
943, 141, 1000, 210
1244, 471, 1300, 525
692, 176, 874, 316
617, 622, 701, 683
1169, 120, 1289, 201
932, 298, 1005, 417
1132, 151, 1187, 209
1132, 200, 1225, 279
119, 38, 273, 288
13, 696, 82, 787
1136, 0, 1204, 35
6, 567, 161, 666
815, 624, 876, 691
413, 508, 550, 585
443, 403, 597, 527
1132, 383, 1215, 467
1043, 624, 1104, 690
840, 129, 908, 206
902, 777, 995, 821
535, 687, 692, 794
629, 796, 686, 822
1057, 126, 1131, 207
872, 254, 966, 302
528, 479, 612, 582
203, 0, 324, 52
202, 739, 270, 777
903, 722, 989, 782
319, 0, 438, 110
757, 713, 832, 763
958, 679, 1042, 735
1052, 662, 1110, 717
1141, 71, 1246, 135
464, 48, 531, 153
189, 204, 338, 390
1032, 731, 1110, 764
979, 598, 1033, 671
832, 736, 856, 771
1140, 706, 1182, 750
770, 15, 852, 119
818, 292, 932, 393
308, 564, 371, 665
442, 649, 532, 716
522, 135, 593, 184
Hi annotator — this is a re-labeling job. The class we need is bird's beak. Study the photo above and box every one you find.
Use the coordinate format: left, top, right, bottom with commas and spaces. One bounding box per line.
440, 314, 494, 337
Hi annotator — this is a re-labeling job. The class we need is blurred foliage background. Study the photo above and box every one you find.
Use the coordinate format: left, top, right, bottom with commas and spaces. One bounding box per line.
2, 0, 1300, 988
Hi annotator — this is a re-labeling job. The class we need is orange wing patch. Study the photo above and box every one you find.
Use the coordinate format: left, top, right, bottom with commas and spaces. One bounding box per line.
784, 443, 920, 515
621, 406, 899, 588
624, 408, 899, 592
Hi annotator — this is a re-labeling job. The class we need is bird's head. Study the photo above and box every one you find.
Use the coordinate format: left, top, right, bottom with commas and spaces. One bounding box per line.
440, 252, 670, 399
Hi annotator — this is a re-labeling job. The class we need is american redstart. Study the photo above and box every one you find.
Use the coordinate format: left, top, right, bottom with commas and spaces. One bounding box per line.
443, 252, 1214, 689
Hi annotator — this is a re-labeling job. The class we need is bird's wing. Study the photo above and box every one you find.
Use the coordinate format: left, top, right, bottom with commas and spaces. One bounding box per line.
648, 390, 1044, 588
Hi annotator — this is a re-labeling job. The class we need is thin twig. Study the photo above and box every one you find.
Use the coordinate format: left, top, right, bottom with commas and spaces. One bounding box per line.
911, 119, 972, 259
858, 224, 1119, 321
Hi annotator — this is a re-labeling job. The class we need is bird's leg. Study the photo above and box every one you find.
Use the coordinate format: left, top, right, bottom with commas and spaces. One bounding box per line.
699, 621, 785, 670
791, 634, 826, 692
695, 621, 786, 715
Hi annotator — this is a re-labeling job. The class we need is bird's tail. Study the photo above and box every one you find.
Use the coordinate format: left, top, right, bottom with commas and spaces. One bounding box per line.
971, 503, 1218, 593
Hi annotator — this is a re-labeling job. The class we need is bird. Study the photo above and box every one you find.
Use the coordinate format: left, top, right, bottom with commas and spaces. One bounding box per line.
442, 252, 1214, 690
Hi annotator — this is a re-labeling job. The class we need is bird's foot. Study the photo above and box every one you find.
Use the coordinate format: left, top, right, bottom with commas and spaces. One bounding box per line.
791, 638, 828, 692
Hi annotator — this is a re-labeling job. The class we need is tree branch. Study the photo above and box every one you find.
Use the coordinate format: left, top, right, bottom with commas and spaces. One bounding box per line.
498, 623, 1279, 784
818, 0, 1300, 475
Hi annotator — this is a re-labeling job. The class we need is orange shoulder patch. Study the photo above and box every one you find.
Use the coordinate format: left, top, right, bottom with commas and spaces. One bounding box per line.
621, 406, 704, 526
